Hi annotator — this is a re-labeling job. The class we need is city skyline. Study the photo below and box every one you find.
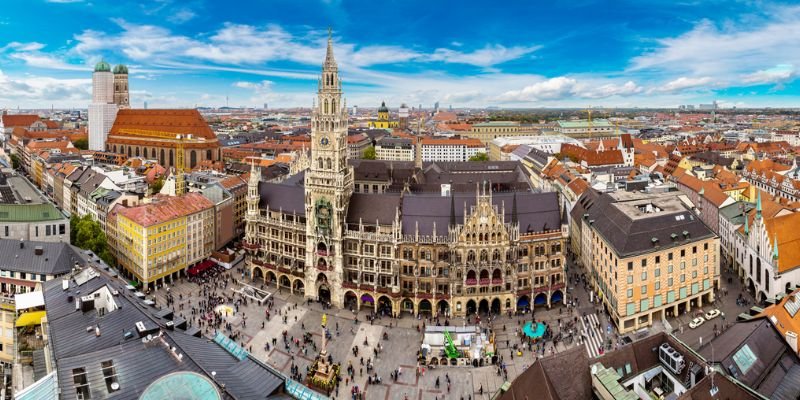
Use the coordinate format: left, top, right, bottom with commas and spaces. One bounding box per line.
2, 0, 800, 109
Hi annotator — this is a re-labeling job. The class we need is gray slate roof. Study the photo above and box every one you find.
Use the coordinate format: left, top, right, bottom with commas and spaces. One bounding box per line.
43, 265, 285, 400
581, 191, 715, 257
0, 239, 84, 275
401, 191, 561, 236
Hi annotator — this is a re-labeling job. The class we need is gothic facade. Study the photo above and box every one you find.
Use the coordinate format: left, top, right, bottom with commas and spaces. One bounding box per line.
243, 34, 567, 317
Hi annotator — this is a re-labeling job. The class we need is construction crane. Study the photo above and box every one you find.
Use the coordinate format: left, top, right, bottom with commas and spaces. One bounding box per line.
116, 128, 201, 196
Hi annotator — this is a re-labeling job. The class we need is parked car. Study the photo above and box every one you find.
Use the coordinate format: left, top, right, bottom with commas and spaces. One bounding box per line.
704, 309, 721, 320
689, 317, 705, 329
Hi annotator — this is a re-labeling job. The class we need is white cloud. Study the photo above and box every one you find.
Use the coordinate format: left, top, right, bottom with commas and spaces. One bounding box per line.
658, 76, 713, 93
496, 77, 578, 102
429, 44, 540, 68
168, 9, 196, 24
631, 6, 800, 90
581, 80, 642, 99
741, 64, 795, 85
0, 69, 90, 107
233, 80, 274, 92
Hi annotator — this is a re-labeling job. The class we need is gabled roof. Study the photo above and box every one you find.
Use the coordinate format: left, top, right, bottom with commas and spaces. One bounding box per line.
0, 239, 83, 275
1, 114, 40, 128
109, 109, 217, 140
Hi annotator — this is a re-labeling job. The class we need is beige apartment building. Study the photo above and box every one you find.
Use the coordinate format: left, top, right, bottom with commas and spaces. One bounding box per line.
575, 190, 720, 333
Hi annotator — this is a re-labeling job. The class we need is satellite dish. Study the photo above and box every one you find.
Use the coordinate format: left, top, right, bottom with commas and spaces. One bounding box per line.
146, 334, 153, 342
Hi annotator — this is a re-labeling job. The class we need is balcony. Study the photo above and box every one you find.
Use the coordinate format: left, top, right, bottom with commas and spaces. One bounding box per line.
417, 292, 433, 299
491, 278, 503, 285
342, 281, 357, 289
243, 241, 260, 251
479, 278, 490, 286
317, 250, 334, 257
465, 278, 478, 286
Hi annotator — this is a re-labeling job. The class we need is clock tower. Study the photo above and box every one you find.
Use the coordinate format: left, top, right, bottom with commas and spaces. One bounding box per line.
304, 29, 354, 307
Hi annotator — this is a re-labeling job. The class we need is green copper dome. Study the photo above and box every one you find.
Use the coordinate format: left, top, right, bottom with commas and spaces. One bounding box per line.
378, 101, 389, 113
113, 64, 128, 74
94, 60, 111, 72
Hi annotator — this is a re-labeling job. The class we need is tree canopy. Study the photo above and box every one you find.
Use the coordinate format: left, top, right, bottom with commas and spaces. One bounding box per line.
362, 146, 376, 160
469, 152, 489, 162
72, 138, 89, 150
70, 214, 114, 266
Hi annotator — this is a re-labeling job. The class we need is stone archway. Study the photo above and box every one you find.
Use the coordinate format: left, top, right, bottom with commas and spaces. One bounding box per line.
344, 291, 358, 310
534, 293, 548, 307
419, 299, 432, 316
478, 299, 489, 314
316, 273, 330, 303
361, 293, 375, 309
401, 298, 414, 314
266, 271, 277, 285
378, 296, 393, 315
279, 275, 291, 289
491, 298, 501, 314
551, 290, 564, 305
252, 266, 264, 282
517, 295, 530, 312
293, 279, 305, 294
466, 300, 477, 315
436, 300, 449, 316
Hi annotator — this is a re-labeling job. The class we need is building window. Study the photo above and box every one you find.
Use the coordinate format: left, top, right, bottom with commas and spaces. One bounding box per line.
627, 262, 633, 271
641, 286, 647, 294
627, 275, 633, 284
641, 272, 647, 281
72, 368, 91, 399
101, 360, 119, 393
627, 289, 633, 298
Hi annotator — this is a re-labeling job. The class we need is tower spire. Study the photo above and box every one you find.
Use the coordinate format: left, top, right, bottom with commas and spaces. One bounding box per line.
449, 192, 456, 228
756, 191, 762, 220
325, 27, 336, 67
773, 233, 779, 260
512, 192, 518, 224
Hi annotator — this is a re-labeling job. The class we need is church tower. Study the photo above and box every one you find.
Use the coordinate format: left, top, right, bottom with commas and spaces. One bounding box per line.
304, 29, 354, 306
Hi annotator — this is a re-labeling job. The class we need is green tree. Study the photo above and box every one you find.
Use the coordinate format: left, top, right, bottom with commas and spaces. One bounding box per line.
9, 154, 20, 170
72, 138, 89, 150
71, 215, 115, 266
469, 152, 489, 162
150, 177, 164, 194
362, 146, 376, 160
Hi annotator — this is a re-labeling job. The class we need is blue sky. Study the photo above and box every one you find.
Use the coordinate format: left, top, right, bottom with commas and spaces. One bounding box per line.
2, 0, 800, 109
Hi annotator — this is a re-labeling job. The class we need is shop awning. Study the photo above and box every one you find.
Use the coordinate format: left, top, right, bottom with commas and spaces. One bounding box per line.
16, 311, 46, 327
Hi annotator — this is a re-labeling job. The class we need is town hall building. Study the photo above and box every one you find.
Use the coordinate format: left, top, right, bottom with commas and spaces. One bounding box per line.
244, 33, 567, 317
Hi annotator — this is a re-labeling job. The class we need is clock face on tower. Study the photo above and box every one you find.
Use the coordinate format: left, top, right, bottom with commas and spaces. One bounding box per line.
320, 136, 330, 147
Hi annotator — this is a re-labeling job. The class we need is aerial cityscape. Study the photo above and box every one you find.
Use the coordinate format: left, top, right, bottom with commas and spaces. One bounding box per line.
1, 1, 800, 399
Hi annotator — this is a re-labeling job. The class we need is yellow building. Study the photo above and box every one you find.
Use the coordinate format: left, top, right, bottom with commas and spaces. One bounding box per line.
368, 101, 399, 129
114, 193, 215, 288
575, 190, 720, 333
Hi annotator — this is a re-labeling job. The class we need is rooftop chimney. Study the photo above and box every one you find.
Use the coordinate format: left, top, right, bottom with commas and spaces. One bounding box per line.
34, 246, 43, 256
19, 239, 24, 249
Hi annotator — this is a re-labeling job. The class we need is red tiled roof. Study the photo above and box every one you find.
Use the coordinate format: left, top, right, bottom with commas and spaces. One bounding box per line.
109, 109, 217, 140
117, 193, 214, 227
560, 143, 624, 166
1, 114, 40, 128
431, 112, 458, 122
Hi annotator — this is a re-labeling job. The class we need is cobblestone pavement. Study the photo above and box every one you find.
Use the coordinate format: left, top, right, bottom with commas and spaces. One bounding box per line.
149, 265, 600, 400
147, 252, 752, 399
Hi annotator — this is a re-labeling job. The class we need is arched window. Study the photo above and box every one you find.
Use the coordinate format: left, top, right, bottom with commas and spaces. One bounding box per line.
326, 158, 332, 169
190, 150, 197, 168
206, 149, 212, 160
169, 149, 174, 167
332, 100, 336, 112
317, 158, 323, 169
160, 149, 165, 165
324, 99, 328, 114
